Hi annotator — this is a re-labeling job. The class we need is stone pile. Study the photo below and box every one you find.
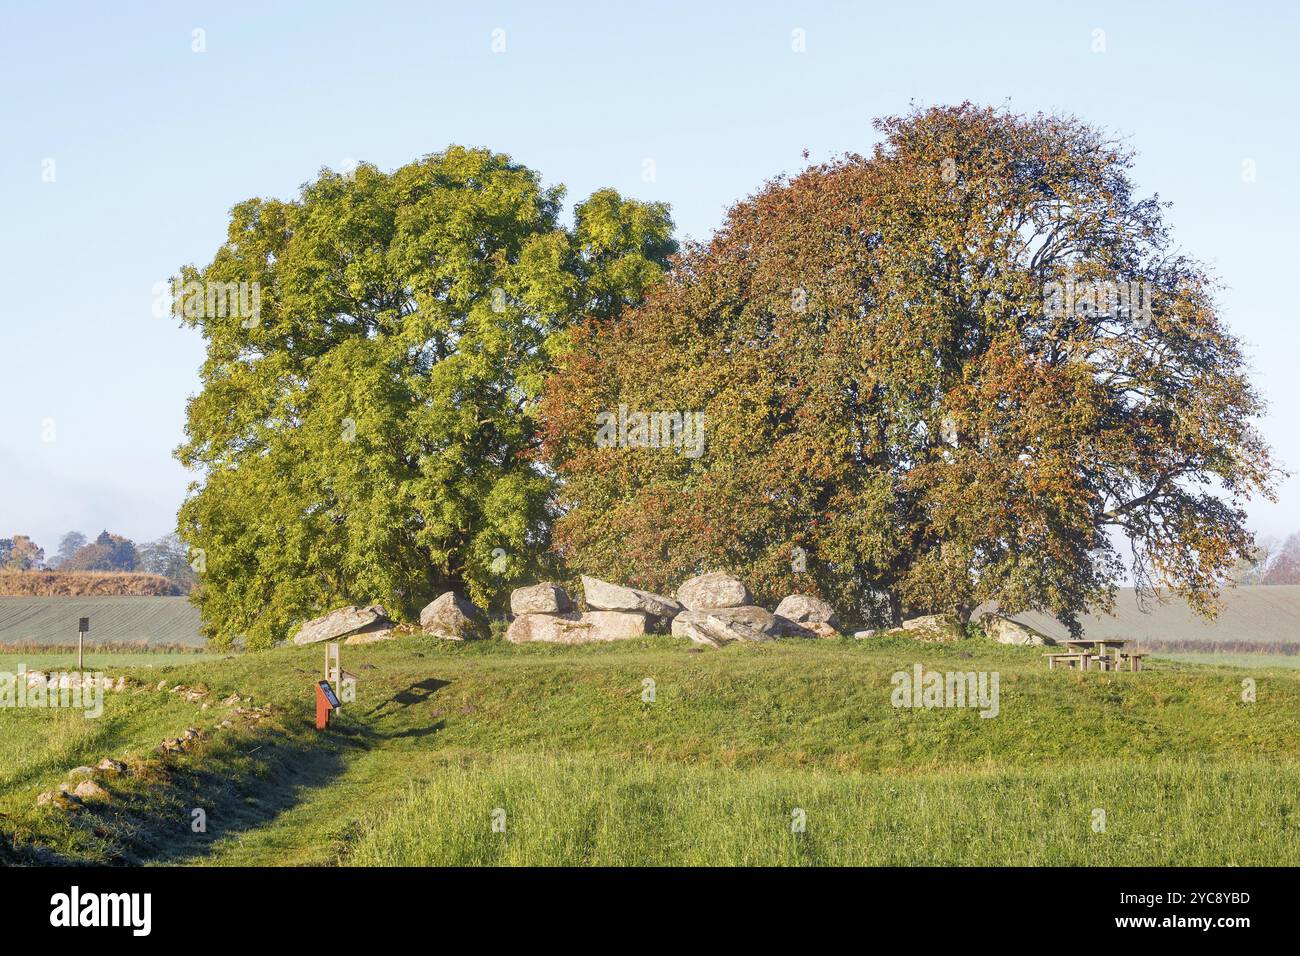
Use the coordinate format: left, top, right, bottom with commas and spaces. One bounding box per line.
497, 571, 846, 649
505, 579, 679, 644
290, 573, 873, 650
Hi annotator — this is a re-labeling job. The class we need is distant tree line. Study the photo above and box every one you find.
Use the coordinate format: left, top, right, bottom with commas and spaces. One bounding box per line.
0, 530, 197, 593
1233, 533, 1300, 586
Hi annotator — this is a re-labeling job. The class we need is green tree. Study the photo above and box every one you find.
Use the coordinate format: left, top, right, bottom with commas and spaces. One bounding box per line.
175, 147, 673, 648
61, 531, 139, 572
138, 532, 199, 593
0, 535, 44, 570
51, 531, 88, 568
542, 105, 1276, 632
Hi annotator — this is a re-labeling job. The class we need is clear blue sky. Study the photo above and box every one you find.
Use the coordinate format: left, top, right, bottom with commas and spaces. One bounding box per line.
2, 0, 1297, 558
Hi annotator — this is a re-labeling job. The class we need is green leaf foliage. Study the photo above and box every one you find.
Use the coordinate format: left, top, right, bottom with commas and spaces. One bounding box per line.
175, 147, 673, 648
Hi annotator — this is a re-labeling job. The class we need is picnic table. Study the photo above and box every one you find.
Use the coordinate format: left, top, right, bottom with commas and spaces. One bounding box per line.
1045, 638, 1147, 672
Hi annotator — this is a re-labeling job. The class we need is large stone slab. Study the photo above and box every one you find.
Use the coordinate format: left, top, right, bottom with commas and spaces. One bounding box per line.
420, 591, 487, 640
506, 610, 649, 644
675, 572, 752, 611
510, 583, 572, 616
581, 575, 683, 619
774, 594, 839, 626
671, 605, 783, 647
292, 605, 390, 645
978, 612, 1054, 646
900, 614, 964, 642
778, 619, 840, 639
774, 594, 840, 636
343, 625, 398, 645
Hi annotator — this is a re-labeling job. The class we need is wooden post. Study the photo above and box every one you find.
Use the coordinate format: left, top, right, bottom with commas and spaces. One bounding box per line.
77, 617, 89, 670
325, 643, 341, 713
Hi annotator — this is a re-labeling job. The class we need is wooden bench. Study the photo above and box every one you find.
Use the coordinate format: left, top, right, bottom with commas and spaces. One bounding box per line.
1044, 652, 1093, 670
1116, 651, 1147, 672
1045, 651, 1147, 672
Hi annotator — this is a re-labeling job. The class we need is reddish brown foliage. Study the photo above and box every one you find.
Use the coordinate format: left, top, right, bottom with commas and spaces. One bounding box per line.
541, 104, 1276, 631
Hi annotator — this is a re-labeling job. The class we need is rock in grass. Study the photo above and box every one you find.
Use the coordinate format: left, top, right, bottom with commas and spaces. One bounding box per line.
506, 610, 649, 644
420, 592, 487, 640
343, 625, 398, 645
67, 766, 94, 778
36, 790, 81, 811
774, 594, 839, 626
774, 594, 841, 637
292, 605, 391, 645
96, 758, 128, 776
675, 572, 752, 611
580, 575, 682, 619
510, 583, 572, 615
977, 613, 1053, 646
900, 614, 964, 642
672, 606, 782, 647
72, 779, 108, 802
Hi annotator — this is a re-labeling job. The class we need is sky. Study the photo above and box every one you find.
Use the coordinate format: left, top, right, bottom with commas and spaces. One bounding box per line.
1, 0, 1298, 559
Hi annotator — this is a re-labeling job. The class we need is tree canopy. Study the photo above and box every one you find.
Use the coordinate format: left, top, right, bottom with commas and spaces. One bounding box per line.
0, 535, 45, 571
175, 146, 674, 647
541, 104, 1276, 632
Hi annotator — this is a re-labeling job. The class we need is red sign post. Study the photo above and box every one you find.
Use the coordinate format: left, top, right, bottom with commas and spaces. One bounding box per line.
315, 680, 340, 730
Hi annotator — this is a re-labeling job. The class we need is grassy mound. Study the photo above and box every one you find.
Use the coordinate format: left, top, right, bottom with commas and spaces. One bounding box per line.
2, 634, 1298, 865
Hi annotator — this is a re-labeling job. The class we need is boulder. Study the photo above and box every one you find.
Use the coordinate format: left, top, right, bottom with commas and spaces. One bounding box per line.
780, 620, 839, 638
505, 610, 649, 644
853, 629, 877, 640
774, 594, 841, 637
343, 623, 397, 645
292, 605, 391, 645
979, 613, 1054, 646
671, 605, 783, 647
774, 594, 840, 627
72, 779, 108, 801
675, 572, 752, 611
580, 575, 683, 619
510, 583, 572, 616
419, 592, 487, 640
36, 790, 81, 811
899, 614, 965, 642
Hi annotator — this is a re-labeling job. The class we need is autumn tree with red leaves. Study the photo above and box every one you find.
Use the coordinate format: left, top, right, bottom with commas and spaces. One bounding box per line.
541, 104, 1277, 632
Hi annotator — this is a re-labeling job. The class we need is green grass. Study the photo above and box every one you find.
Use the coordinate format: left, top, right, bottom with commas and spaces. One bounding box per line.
1151, 651, 1300, 670
0, 651, 221, 670
343, 754, 1298, 866
3, 635, 1299, 865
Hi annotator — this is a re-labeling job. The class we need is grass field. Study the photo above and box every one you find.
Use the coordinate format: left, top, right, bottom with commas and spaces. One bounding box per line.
0, 651, 219, 670
1151, 651, 1300, 669
2, 634, 1298, 866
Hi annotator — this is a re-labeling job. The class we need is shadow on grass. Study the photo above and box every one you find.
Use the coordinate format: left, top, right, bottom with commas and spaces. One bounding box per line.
15, 717, 358, 865
365, 678, 450, 719
16, 677, 457, 865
